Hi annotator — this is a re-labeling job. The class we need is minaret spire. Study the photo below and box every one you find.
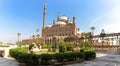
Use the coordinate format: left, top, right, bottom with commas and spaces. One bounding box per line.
57, 11, 60, 20
43, 2, 47, 29
73, 16, 76, 25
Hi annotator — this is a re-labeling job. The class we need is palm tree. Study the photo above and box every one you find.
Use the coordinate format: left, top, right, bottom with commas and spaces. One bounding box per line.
100, 29, 106, 50
81, 32, 92, 41
90, 26, 95, 35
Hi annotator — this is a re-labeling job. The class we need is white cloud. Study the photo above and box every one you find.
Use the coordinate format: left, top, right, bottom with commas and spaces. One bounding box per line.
90, 0, 120, 34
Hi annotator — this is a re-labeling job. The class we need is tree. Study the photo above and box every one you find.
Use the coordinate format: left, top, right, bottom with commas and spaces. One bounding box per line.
79, 40, 84, 48
100, 29, 106, 50
81, 32, 92, 41
58, 39, 66, 52
90, 26, 95, 35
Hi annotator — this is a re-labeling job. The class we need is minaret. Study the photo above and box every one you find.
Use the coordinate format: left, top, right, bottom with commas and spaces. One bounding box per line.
43, 2, 47, 29
73, 16, 76, 25
57, 11, 60, 20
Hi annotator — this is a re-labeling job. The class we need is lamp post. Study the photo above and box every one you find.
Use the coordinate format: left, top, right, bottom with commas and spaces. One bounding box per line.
116, 34, 119, 52
17, 33, 21, 48
36, 28, 40, 43
100, 29, 106, 50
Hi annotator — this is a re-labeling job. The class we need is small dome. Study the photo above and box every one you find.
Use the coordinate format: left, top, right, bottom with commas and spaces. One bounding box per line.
47, 25, 52, 27
54, 21, 66, 25
58, 16, 68, 21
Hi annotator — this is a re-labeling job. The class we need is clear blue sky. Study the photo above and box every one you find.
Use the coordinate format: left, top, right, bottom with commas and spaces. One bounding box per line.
0, 0, 120, 43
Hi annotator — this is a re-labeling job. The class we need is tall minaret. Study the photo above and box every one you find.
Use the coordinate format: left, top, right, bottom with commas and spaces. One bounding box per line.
73, 16, 76, 25
43, 2, 47, 29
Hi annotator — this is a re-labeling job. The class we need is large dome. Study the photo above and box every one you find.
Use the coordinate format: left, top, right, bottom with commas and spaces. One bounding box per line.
54, 21, 66, 25
58, 16, 68, 21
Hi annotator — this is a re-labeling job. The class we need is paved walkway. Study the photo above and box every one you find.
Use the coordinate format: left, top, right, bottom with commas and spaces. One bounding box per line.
0, 52, 120, 66
66, 52, 120, 66
0, 57, 19, 66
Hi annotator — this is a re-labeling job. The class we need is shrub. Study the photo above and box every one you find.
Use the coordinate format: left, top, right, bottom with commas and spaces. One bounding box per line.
9, 47, 28, 59
65, 43, 73, 51
55, 53, 65, 62
18, 53, 40, 65
41, 45, 50, 49
75, 52, 85, 60
9, 49, 22, 59
59, 44, 66, 53
64, 52, 75, 61
40, 54, 53, 65
55, 52, 85, 62
84, 50, 96, 60
29, 44, 34, 50
10, 47, 96, 65
80, 48, 86, 52
51, 45, 57, 52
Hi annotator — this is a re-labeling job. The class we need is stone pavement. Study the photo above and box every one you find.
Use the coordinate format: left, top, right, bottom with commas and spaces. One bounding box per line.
66, 52, 120, 66
0, 57, 19, 66
0, 52, 120, 66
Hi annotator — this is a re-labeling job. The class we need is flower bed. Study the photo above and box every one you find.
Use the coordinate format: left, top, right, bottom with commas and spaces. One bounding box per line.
9, 47, 96, 65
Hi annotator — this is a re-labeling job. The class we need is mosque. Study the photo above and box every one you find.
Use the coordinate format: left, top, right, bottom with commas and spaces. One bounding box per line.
22, 3, 81, 45
42, 3, 81, 44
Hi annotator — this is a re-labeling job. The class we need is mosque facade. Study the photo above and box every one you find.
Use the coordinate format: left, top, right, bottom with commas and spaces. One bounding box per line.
42, 3, 81, 44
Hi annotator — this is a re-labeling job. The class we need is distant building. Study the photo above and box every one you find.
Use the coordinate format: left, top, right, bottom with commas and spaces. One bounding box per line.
42, 3, 81, 44
22, 35, 43, 45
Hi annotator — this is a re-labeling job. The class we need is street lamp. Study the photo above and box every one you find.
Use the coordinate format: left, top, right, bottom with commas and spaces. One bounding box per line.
36, 28, 40, 44
100, 29, 106, 50
17, 33, 21, 48
115, 33, 119, 52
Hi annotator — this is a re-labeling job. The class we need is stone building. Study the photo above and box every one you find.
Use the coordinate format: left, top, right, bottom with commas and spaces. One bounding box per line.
42, 3, 81, 44
22, 35, 43, 45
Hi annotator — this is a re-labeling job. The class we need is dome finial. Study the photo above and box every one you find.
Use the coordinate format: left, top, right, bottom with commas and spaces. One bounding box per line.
57, 11, 60, 20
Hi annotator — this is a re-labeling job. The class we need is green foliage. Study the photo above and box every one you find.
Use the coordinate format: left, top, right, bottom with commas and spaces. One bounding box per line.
65, 43, 73, 51
35, 42, 40, 48
59, 44, 66, 53
64, 52, 75, 61
16, 41, 23, 48
18, 53, 40, 65
84, 41, 93, 48
84, 49, 96, 60
40, 54, 53, 65
42, 45, 51, 49
79, 41, 93, 48
9, 47, 28, 59
55, 52, 85, 62
79, 40, 84, 48
75, 52, 85, 60
10, 47, 96, 65
29, 43, 34, 50
58, 39, 65, 45
55, 53, 65, 62
0, 45, 9, 47
80, 48, 85, 52
51, 45, 57, 52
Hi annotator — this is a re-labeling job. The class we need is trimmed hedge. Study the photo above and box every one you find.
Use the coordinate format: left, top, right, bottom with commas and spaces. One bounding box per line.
18, 53, 40, 65
84, 50, 96, 60
9, 48, 96, 65
40, 54, 54, 65
9, 47, 28, 59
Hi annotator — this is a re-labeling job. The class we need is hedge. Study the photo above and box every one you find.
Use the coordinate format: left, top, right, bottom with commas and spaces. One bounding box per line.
18, 53, 40, 65
9, 47, 28, 59
9, 48, 96, 65
84, 50, 96, 60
